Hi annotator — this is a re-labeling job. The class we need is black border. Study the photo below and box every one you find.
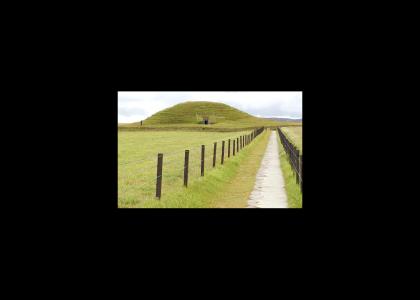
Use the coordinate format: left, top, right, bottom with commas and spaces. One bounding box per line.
115, 90, 305, 229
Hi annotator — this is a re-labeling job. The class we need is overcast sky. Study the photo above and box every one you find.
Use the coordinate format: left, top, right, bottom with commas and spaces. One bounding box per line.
118, 91, 302, 123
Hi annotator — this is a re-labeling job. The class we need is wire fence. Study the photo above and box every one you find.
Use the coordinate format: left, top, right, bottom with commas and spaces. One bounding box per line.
277, 127, 302, 192
119, 130, 262, 167
118, 127, 265, 202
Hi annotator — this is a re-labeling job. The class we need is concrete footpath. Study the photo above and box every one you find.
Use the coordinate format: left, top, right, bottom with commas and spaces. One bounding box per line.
247, 131, 288, 208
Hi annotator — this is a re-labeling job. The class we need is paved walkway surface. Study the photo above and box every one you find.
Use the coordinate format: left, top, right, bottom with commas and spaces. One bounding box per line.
247, 131, 288, 208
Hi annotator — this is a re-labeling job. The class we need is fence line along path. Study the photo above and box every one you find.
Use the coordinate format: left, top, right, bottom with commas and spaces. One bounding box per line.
247, 130, 288, 208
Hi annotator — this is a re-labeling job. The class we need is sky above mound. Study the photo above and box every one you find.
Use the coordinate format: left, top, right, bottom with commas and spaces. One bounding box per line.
118, 91, 302, 123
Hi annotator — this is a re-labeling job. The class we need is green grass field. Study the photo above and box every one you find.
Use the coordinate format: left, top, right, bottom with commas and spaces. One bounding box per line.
118, 101, 302, 208
276, 127, 302, 208
141, 130, 271, 208
280, 126, 302, 152
118, 130, 262, 208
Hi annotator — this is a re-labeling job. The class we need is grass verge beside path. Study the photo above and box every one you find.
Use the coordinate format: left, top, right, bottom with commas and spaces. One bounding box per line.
141, 131, 271, 208
276, 133, 302, 208
210, 130, 270, 208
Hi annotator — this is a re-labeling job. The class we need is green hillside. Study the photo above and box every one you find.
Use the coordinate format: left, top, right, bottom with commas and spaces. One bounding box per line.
144, 101, 257, 124
119, 101, 301, 130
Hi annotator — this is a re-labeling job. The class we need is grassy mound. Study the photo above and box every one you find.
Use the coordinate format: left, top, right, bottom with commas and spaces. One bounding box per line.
143, 101, 257, 124
120, 101, 301, 130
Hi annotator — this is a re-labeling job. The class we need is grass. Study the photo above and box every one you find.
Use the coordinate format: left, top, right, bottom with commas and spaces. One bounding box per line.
118, 129, 266, 208
118, 123, 301, 132
118, 101, 302, 131
276, 131, 302, 208
212, 130, 270, 207
141, 101, 255, 124
141, 130, 271, 208
280, 126, 302, 152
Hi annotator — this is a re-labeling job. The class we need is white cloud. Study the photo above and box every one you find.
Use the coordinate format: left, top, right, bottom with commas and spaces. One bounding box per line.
118, 91, 302, 123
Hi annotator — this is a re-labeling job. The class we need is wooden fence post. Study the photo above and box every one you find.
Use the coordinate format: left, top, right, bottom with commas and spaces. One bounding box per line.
294, 146, 297, 172
228, 139, 231, 158
213, 142, 217, 167
184, 150, 189, 187
156, 153, 163, 199
233, 140, 236, 156
201, 145, 205, 176
300, 154, 303, 193
221, 141, 225, 164
296, 149, 300, 184
236, 137, 239, 152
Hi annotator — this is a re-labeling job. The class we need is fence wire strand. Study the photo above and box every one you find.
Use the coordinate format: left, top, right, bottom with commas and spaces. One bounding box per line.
119, 128, 265, 202
277, 128, 302, 183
